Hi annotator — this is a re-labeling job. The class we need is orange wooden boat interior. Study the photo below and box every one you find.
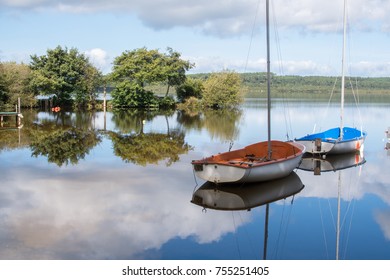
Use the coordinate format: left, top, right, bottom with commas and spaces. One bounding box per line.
192, 141, 304, 169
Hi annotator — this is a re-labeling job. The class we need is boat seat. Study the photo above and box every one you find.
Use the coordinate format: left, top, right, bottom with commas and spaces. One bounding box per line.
245, 155, 267, 162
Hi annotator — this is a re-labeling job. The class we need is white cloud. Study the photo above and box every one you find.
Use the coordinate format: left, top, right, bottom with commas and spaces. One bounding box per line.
1, 0, 389, 37
2, 0, 390, 76
350, 61, 390, 77
0, 156, 249, 259
374, 209, 390, 241
84, 48, 110, 72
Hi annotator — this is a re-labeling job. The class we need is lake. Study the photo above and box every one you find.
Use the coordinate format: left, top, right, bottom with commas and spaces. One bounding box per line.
0, 97, 389, 260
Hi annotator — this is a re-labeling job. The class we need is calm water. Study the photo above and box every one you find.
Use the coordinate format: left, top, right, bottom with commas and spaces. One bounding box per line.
0, 98, 389, 260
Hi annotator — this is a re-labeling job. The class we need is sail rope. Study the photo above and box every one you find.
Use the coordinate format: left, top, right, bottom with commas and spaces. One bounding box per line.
343, 3, 364, 134
244, 0, 261, 73
191, 168, 199, 195
338, 162, 362, 259
231, 211, 243, 259
318, 197, 331, 259
237, 209, 259, 259
272, 195, 296, 259
270, 0, 294, 140
317, 77, 338, 133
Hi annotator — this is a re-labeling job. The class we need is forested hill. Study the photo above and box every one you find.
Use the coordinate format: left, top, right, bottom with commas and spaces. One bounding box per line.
189, 72, 390, 98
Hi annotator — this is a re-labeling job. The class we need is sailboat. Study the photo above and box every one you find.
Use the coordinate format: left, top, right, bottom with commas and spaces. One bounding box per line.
191, 0, 305, 183
295, 0, 366, 155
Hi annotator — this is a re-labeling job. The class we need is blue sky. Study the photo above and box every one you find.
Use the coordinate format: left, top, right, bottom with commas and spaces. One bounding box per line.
1, 0, 389, 77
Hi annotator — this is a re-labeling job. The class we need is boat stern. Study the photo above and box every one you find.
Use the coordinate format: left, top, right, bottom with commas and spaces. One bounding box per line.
191, 160, 247, 183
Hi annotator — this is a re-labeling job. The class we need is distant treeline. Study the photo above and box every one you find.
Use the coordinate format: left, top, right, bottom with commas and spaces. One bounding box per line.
189, 72, 390, 98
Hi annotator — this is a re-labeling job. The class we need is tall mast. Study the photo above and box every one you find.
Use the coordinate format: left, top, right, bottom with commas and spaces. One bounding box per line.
340, 0, 347, 139
266, 0, 272, 160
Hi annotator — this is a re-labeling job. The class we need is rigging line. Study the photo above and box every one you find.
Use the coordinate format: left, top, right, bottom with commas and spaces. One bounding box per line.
231, 211, 243, 260
340, 167, 362, 259
318, 198, 330, 259
274, 196, 295, 259
344, 3, 364, 130
244, 0, 261, 72
273, 198, 287, 259
318, 76, 338, 133
191, 168, 199, 195
341, 198, 356, 259
236, 208, 258, 259
280, 196, 296, 257
271, 0, 294, 140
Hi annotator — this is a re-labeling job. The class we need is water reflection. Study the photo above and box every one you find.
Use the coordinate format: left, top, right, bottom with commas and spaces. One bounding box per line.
191, 172, 304, 211
299, 152, 366, 175
191, 172, 304, 259
0, 109, 193, 167
297, 151, 366, 259
1, 99, 390, 260
177, 108, 242, 142
108, 130, 191, 166
29, 127, 101, 167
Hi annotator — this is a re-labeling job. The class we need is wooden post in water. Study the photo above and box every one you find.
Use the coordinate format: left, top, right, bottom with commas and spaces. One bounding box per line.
15, 104, 18, 127
103, 86, 107, 111
103, 86, 107, 131
17, 97, 21, 127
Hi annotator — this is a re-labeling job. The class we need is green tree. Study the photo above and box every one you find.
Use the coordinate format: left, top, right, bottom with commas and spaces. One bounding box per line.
0, 62, 36, 108
29, 46, 102, 107
202, 70, 243, 109
0, 62, 8, 107
176, 77, 204, 103
163, 47, 195, 96
110, 47, 193, 108
74, 63, 103, 108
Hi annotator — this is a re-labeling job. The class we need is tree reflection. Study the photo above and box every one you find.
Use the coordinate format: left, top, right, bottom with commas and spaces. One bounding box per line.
109, 130, 191, 166
177, 108, 242, 141
30, 126, 101, 166
2, 109, 191, 167
111, 110, 176, 134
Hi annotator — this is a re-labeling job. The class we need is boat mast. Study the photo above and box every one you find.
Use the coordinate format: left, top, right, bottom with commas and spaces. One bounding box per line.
336, 172, 341, 260
266, 0, 272, 160
340, 0, 347, 140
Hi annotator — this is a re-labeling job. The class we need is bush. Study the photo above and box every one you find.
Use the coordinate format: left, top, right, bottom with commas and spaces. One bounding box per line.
176, 78, 203, 103
158, 96, 176, 108
202, 71, 243, 109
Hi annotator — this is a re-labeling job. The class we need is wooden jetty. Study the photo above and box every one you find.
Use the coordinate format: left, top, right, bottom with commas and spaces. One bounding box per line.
0, 98, 23, 128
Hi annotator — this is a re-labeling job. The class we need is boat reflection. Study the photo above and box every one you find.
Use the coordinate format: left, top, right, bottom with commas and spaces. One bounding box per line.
191, 172, 304, 259
298, 150, 366, 260
298, 151, 366, 175
191, 172, 304, 211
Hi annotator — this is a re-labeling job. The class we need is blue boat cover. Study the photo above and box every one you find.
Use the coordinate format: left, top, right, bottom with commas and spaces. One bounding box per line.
295, 127, 366, 143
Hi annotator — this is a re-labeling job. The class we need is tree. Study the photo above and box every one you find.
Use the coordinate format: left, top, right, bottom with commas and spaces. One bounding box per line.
29, 46, 102, 107
74, 63, 103, 108
202, 70, 243, 109
0, 62, 8, 106
0, 62, 36, 108
110, 47, 193, 108
176, 77, 204, 103
163, 47, 194, 96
